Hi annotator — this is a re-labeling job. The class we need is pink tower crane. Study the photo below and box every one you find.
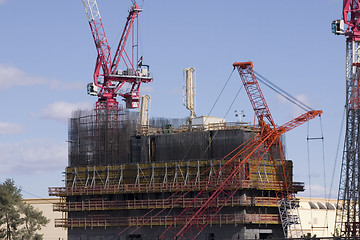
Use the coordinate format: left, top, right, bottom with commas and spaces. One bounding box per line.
82, 0, 152, 117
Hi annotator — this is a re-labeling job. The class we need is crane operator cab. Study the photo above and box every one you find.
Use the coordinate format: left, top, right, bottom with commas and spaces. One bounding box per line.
332, 19, 345, 35
87, 83, 98, 96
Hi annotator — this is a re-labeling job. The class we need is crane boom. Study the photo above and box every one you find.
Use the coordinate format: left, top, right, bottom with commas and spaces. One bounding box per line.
171, 110, 322, 240
233, 61, 323, 238
111, 4, 141, 74
148, 62, 321, 239
82, 0, 111, 76
233, 61, 276, 128
277, 110, 323, 134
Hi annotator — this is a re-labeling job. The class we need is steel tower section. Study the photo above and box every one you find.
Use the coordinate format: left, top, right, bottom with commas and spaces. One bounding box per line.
336, 39, 360, 237
333, 0, 360, 236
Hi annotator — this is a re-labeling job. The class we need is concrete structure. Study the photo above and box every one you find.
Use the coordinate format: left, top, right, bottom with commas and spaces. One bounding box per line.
49, 112, 304, 240
24, 198, 67, 240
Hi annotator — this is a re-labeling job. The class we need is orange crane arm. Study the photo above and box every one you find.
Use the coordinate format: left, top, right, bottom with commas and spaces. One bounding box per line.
277, 110, 323, 134
233, 61, 276, 128
129, 61, 323, 240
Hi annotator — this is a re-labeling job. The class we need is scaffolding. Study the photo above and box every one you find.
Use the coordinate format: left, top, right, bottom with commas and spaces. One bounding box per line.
53, 196, 280, 212
50, 158, 303, 230
50, 112, 304, 239
55, 213, 281, 229
49, 159, 302, 196
68, 111, 257, 166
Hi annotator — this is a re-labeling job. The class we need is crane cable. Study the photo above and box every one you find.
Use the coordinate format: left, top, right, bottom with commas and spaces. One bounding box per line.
254, 70, 331, 234
319, 117, 329, 236
328, 106, 345, 201
306, 122, 314, 234
206, 69, 235, 119
307, 115, 329, 235
200, 69, 317, 159
181, 68, 235, 161
202, 76, 244, 157
254, 71, 313, 112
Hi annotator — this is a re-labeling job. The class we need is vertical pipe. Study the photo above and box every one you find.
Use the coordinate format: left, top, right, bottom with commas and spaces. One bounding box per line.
137, 11, 139, 71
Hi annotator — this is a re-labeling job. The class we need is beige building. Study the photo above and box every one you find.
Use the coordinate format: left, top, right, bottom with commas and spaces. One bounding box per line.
298, 197, 338, 238
24, 198, 67, 240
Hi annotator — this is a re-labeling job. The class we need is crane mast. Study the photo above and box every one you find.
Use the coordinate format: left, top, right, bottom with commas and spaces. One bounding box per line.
333, 0, 360, 237
82, 0, 152, 118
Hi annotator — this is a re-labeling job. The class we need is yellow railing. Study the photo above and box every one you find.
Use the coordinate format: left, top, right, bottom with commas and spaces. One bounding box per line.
49, 179, 286, 197
54, 213, 280, 228
53, 196, 279, 212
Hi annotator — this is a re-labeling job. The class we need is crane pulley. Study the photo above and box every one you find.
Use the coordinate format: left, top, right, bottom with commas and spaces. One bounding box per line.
82, 0, 152, 114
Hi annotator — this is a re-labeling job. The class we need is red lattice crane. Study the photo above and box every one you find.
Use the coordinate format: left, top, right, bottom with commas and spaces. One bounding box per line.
82, 0, 152, 115
124, 61, 322, 239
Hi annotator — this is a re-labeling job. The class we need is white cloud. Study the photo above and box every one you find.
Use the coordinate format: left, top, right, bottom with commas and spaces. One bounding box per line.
0, 64, 44, 88
40, 101, 93, 122
277, 93, 312, 118
0, 122, 25, 135
0, 64, 82, 90
0, 139, 67, 175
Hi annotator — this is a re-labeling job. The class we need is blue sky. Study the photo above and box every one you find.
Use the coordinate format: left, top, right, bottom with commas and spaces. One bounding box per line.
0, 0, 345, 199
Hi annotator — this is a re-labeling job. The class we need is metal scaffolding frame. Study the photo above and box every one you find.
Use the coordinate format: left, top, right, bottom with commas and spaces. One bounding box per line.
50, 112, 304, 239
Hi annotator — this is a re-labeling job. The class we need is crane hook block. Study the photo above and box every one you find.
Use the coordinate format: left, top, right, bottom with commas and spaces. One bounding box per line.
233, 61, 253, 69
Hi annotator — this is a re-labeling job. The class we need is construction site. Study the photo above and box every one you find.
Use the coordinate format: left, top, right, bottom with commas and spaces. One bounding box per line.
49, 108, 307, 239
48, 0, 360, 240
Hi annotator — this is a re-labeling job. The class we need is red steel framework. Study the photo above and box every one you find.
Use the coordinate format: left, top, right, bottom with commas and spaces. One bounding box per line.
334, 0, 360, 237
82, 0, 152, 113
343, 0, 360, 41
120, 61, 322, 239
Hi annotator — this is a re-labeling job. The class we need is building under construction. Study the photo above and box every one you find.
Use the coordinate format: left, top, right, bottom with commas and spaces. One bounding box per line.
49, 110, 304, 240
47, 1, 324, 238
